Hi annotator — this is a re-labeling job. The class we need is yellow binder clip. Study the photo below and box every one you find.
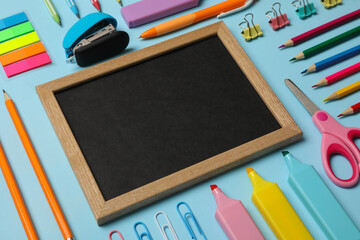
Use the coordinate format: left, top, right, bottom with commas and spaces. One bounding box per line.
321, 0, 342, 8
239, 13, 263, 42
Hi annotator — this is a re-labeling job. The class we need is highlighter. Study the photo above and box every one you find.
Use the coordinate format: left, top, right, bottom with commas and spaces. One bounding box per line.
210, 185, 264, 240
283, 151, 360, 240
246, 168, 313, 240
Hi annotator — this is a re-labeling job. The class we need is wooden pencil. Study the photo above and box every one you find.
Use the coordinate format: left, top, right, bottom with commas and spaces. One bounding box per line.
290, 26, 360, 61
324, 81, 360, 101
0, 141, 38, 240
313, 62, 360, 87
3, 90, 74, 240
279, 9, 360, 48
338, 102, 360, 117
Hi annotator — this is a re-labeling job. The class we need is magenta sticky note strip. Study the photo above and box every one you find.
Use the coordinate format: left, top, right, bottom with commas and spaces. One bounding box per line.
121, 0, 200, 28
3, 52, 51, 77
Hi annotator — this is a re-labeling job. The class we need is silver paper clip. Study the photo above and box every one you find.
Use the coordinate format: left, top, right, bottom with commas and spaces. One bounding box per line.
134, 222, 153, 240
155, 211, 179, 240
177, 202, 207, 240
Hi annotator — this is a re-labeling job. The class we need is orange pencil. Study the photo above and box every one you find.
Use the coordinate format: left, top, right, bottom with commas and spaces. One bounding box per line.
0, 141, 38, 240
3, 90, 74, 240
139, 0, 246, 38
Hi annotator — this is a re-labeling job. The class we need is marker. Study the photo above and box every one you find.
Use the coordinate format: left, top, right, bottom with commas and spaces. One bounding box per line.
66, 0, 80, 18
283, 151, 360, 240
246, 168, 313, 240
42, 0, 61, 26
210, 184, 264, 240
90, 0, 101, 12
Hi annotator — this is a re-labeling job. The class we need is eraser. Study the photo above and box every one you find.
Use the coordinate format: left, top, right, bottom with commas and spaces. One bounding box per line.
121, 0, 200, 28
0, 12, 28, 31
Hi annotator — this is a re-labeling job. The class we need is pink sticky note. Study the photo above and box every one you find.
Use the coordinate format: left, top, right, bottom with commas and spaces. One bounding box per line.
3, 52, 51, 77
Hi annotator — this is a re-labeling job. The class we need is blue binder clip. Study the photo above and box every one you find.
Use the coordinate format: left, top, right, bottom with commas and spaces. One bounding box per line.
134, 222, 153, 240
177, 202, 207, 240
292, 0, 316, 19
63, 12, 129, 67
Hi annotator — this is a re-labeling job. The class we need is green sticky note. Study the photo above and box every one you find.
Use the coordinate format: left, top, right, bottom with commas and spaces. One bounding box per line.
0, 21, 34, 43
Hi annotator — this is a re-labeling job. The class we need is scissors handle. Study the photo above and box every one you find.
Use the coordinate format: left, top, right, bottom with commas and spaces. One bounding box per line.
313, 110, 360, 187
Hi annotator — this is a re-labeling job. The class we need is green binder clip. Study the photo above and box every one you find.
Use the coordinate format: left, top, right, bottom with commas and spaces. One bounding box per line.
321, 0, 342, 9
239, 13, 263, 42
292, 0, 316, 19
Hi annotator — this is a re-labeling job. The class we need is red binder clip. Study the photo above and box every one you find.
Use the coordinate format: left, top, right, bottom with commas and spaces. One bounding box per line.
266, 2, 290, 31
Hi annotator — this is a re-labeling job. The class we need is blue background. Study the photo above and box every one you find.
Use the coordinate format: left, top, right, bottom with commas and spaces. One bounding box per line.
0, 0, 359, 239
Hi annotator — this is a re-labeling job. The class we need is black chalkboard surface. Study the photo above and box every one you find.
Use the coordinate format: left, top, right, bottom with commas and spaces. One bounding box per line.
37, 22, 301, 224
56, 36, 280, 201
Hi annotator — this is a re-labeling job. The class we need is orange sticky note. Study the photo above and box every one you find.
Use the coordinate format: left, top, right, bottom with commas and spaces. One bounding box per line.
0, 42, 46, 66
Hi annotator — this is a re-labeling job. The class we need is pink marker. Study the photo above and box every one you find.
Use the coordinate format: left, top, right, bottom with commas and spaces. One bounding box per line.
210, 185, 264, 240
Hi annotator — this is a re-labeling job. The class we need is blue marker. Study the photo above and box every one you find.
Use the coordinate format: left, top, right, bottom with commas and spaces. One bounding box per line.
66, 0, 80, 18
302, 44, 360, 74
283, 151, 360, 240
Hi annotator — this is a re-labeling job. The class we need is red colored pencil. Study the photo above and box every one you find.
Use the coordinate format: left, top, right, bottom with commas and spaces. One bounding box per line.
90, 0, 101, 12
338, 102, 360, 117
279, 9, 360, 48
313, 62, 360, 88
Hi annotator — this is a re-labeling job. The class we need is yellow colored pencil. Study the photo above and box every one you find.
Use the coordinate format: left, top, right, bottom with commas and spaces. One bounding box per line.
324, 80, 360, 101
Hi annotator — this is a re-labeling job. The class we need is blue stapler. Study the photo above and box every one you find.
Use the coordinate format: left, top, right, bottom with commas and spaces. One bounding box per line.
63, 13, 129, 67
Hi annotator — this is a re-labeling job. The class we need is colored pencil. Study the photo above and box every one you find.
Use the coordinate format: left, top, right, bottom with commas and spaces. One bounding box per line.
302, 44, 360, 74
3, 90, 74, 240
0, 141, 39, 240
324, 81, 360, 101
116, 0, 123, 7
290, 26, 360, 61
90, 0, 101, 12
338, 102, 360, 117
279, 9, 360, 48
66, 0, 80, 18
313, 62, 360, 87
42, 0, 61, 25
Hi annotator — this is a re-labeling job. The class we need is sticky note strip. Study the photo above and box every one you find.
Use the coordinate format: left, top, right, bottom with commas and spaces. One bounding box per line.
0, 21, 34, 43
0, 42, 46, 66
0, 31, 39, 55
3, 52, 51, 77
0, 12, 28, 31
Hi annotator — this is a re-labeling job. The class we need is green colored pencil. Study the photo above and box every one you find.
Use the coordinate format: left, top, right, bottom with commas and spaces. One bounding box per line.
42, 0, 61, 26
290, 25, 360, 61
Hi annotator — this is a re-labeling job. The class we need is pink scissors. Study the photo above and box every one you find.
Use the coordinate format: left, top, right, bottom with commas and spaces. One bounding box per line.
285, 79, 360, 188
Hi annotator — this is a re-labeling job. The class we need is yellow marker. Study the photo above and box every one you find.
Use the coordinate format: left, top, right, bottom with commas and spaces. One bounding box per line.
246, 168, 313, 240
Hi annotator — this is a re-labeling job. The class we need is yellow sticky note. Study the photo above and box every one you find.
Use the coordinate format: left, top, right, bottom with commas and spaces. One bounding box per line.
0, 31, 39, 55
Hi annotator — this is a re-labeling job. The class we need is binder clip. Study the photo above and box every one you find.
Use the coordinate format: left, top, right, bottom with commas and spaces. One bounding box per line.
177, 202, 207, 240
134, 222, 153, 240
239, 13, 263, 42
109, 230, 124, 240
292, 0, 316, 19
266, 2, 290, 31
63, 12, 129, 67
155, 211, 179, 240
321, 0, 342, 9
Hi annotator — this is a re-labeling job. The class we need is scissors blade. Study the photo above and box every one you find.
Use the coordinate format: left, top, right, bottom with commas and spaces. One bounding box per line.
285, 79, 320, 116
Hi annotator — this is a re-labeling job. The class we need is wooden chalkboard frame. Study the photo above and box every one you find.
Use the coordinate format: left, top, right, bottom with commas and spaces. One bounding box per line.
36, 22, 302, 225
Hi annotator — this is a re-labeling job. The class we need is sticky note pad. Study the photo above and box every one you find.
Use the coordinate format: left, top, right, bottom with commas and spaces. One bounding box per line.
0, 12, 28, 31
0, 31, 39, 55
0, 42, 46, 66
3, 52, 51, 77
0, 21, 34, 43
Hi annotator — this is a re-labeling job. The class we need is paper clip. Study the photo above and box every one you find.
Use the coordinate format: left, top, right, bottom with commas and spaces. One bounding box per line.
109, 230, 125, 240
134, 222, 153, 240
177, 202, 207, 240
266, 2, 290, 31
239, 13, 263, 42
321, 0, 342, 9
292, 0, 316, 19
155, 211, 179, 240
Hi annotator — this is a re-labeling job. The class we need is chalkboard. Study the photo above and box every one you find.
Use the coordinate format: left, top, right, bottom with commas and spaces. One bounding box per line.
37, 22, 302, 225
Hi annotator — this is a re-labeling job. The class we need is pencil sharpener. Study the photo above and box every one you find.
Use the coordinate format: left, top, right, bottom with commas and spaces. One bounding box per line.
63, 13, 129, 67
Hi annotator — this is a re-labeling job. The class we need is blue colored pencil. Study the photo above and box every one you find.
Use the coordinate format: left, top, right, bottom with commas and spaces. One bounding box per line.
66, 0, 80, 18
302, 44, 360, 74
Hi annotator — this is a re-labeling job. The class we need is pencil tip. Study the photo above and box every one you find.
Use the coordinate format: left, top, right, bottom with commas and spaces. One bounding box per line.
301, 69, 307, 74
289, 57, 296, 62
337, 114, 343, 117
278, 44, 285, 49
76, 14, 80, 18
137, 36, 141, 39
312, 84, 318, 88
323, 98, 329, 102
2, 89, 5, 93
